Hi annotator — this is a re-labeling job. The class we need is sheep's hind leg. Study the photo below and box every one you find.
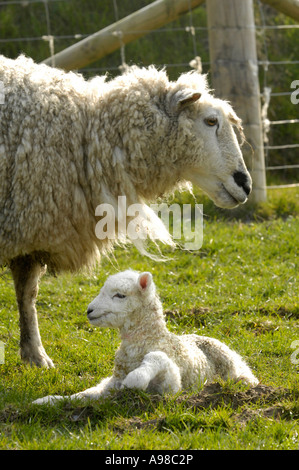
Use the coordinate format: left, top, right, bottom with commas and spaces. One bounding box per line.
10, 255, 54, 368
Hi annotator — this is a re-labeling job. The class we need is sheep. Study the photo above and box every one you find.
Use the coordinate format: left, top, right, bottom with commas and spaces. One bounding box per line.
33, 270, 258, 405
0, 55, 252, 368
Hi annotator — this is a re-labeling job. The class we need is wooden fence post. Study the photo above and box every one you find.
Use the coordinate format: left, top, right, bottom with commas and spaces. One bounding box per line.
43, 0, 205, 70
206, 0, 267, 204
261, 0, 299, 22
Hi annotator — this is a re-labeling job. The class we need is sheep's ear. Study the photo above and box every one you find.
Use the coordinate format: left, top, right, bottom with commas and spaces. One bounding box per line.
178, 91, 201, 109
168, 90, 201, 115
138, 272, 153, 292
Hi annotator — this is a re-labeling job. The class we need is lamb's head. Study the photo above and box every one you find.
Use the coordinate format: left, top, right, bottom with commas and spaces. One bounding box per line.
87, 270, 155, 329
167, 72, 252, 209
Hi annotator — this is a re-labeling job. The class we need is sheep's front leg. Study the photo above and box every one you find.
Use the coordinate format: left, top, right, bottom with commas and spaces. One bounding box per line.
10, 255, 54, 368
122, 351, 181, 394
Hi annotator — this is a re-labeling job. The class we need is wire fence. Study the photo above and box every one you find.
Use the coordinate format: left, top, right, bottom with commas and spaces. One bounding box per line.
0, 0, 298, 191
256, 0, 299, 190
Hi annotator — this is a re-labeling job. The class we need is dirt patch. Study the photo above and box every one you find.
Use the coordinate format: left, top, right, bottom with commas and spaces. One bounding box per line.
67, 405, 105, 423
165, 307, 211, 326
113, 416, 167, 434
244, 320, 280, 335
165, 307, 211, 318
112, 383, 297, 434
235, 406, 287, 426
257, 306, 298, 319
177, 383, 293, 411
0, 405, 20, 423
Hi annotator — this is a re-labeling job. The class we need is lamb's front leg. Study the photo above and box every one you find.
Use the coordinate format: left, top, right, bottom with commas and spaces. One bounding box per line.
32, 376, 122, 405
122, 351, 181, 394
74, 376, 123, 400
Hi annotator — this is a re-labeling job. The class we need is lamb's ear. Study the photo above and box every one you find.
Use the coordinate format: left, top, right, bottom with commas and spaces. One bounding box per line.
137, 272, 153, 292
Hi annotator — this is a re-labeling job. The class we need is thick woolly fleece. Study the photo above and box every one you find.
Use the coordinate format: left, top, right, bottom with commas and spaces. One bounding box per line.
33, 271, 258, 404
0, 55, 250, 274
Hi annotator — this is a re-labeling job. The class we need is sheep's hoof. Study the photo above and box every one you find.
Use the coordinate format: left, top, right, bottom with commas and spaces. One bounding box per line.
21, 345, 55, 368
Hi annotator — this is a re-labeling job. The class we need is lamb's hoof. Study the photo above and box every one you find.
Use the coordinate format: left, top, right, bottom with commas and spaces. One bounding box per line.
21, 346, 55, 368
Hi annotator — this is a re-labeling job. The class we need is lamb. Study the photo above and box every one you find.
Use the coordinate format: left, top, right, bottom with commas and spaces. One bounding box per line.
33, 270, 258, 405
0, 55, 252, 368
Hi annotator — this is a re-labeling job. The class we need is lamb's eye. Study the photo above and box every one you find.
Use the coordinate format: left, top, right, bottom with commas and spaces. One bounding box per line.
204, 117, 218, 127
113, 293, 126, 299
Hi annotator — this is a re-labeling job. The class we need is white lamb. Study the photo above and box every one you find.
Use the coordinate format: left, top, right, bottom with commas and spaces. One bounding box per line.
33, 270, 258, 405
0, 55, 252, 367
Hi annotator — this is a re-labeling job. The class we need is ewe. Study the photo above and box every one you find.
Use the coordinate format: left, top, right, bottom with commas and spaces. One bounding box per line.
0, 55, 252, 367
33, 271, 258, 405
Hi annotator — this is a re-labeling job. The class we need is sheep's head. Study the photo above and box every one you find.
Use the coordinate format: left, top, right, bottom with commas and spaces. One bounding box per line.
168, 73, 252, 209
87, 270, 155, 329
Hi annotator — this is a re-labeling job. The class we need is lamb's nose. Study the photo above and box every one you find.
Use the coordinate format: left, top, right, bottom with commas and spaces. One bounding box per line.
233, 171, 251, 196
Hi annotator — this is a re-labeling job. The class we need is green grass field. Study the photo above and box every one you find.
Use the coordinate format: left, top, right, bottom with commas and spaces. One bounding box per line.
0, 189, 298, 450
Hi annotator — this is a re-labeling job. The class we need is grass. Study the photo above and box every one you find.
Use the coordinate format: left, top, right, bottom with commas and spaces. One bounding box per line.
0, 188, 298, 450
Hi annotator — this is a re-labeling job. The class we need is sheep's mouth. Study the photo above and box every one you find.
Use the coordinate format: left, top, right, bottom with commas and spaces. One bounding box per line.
215, 183, 247, 209
186, 171, 247, 209
221, 184, 241, 206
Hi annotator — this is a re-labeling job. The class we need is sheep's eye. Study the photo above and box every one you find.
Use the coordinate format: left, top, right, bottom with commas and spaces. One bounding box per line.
204, 117, 218, 127
113, 293, 126, 299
